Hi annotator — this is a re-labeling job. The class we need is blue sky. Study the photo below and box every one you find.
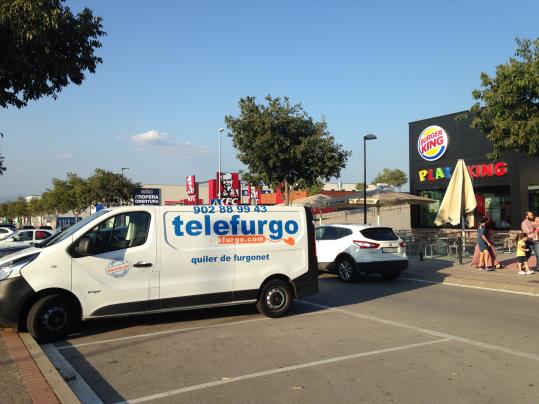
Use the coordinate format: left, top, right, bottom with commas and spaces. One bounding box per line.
1, 0, 538, 198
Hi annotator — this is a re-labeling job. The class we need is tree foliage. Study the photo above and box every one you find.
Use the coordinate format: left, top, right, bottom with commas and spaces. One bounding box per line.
0, 0, 105, 108
88, 168, 139, 207
355, 183, 366, 192
0, 132, 5, 175
306, 180, 324, 196
469, 37, 539, 160
225, 96, 351, 204
372, 168, 408, 190
0, 169, 139, 224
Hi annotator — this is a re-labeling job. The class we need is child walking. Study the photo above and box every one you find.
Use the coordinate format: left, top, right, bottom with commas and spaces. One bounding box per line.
517, 232, 534, 275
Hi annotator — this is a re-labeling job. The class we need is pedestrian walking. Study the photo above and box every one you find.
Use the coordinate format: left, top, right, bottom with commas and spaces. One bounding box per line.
521, 211, 537, 267
517, 232, 534, 275
477, 216, 494, 271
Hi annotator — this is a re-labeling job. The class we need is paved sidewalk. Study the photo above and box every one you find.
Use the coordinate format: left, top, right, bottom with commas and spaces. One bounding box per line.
0, 331, 32, 404
0, 330, 59, 404
405, 253, 539, 296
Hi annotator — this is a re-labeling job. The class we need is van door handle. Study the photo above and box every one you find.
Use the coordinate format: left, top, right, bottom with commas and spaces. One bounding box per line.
133, 261, 153, 268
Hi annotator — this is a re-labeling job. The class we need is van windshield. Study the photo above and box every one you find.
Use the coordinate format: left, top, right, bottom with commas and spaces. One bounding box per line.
37, 210, 110, 248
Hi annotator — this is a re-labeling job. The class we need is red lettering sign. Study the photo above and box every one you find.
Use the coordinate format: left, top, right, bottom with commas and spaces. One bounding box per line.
418, 161, 508, 182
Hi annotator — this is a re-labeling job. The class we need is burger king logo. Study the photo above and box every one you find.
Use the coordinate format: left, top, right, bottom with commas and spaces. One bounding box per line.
418, 125, 448, 161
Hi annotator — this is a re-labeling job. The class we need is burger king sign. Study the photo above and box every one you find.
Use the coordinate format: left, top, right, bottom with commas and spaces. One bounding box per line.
418, 125, 448, 161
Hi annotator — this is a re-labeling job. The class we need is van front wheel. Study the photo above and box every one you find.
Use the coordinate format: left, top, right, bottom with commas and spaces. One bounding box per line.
26, 295, 74, 342
256, 279, 292, 318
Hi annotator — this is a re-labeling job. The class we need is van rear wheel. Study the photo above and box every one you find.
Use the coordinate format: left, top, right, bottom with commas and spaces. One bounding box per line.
256, 279, 292, 318
26, 295, 74, 342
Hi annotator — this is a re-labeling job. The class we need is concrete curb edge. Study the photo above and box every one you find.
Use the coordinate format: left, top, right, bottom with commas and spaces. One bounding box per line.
19, 333, 80, 404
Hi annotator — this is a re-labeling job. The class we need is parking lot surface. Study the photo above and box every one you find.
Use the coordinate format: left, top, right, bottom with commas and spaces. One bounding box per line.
44, 275, 539, 403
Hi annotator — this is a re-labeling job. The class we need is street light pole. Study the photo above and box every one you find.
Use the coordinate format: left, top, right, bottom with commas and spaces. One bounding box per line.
363, 134, 377, 225
218, 128, 224, 199
121, 167, 129, 177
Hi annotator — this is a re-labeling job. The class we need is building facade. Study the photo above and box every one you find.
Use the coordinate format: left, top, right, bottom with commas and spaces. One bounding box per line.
409, 111, 539, 229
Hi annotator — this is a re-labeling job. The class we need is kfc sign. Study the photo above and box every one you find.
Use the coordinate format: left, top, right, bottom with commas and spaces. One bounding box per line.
184, 175, 199, 205
218, 172, 240, 205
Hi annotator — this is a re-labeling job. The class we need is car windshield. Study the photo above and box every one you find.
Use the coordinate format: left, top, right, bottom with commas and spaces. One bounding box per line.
36, 210, 110, 248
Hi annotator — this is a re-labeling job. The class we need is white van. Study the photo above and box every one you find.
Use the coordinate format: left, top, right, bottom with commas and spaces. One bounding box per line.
0, 205, 318, 341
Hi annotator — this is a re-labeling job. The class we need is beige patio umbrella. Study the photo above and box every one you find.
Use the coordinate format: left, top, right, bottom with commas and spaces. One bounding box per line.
434, 159, 476, 227
290, 194, 345, 208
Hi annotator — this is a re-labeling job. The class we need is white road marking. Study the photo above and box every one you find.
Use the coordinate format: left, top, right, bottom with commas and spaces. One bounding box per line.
297, 300, 539, 362
41, 343, 103, 404
400, 277, 539, 297
116, 338, 450, 404
56, 309, 329, 350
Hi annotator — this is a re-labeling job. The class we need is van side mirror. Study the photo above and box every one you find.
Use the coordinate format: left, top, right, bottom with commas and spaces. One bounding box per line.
77, 237, 94, 256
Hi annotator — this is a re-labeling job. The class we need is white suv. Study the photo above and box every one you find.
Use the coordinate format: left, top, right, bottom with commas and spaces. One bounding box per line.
315, 224, 408, 282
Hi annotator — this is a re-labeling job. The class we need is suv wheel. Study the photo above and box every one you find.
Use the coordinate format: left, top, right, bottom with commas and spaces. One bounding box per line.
337, 256, 358, 283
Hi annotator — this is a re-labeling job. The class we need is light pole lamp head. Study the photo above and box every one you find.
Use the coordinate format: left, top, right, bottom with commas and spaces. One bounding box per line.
218, 128, 224, 133
363, 133, 377, 141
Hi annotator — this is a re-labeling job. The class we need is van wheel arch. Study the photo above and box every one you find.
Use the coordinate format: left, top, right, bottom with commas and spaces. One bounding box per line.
258, 274, 295, 299
18, 289, 82, 331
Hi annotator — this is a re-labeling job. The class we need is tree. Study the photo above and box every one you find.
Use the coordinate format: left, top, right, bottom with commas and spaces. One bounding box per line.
88, 169, 139, 207
355, 183, 366, 192
306, 180, 324, 196
468, 37, 539, 160
225, 96, 351, 205
0, 0, 105, 109
28, 198, 45, 225
0, 132, 5, 175
66, 172, 91, 218
372, 168, 408, 191
42, 179, 72, 219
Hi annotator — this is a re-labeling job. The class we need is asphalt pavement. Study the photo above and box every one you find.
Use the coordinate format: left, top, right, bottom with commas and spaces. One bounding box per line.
2, 256, 539, 403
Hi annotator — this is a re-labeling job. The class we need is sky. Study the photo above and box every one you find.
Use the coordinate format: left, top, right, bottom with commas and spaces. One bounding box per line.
1, 0, 538, 199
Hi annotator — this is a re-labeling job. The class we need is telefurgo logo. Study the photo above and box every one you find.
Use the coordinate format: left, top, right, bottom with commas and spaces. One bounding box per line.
418, 125, 448, 161
172, 214, 299, 245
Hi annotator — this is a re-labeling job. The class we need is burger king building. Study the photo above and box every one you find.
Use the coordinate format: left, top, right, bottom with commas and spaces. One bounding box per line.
409, 111, 539, 229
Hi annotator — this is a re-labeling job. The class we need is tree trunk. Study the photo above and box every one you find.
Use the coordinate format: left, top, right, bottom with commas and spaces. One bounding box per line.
284, 180, 291, 206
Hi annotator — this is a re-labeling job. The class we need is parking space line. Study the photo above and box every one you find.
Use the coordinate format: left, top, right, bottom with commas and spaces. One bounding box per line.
297, 300, 539, 362
56, 309, 330, 351
116, 338, 449, 403
400, 277, 539, 297
41, 343, 103, 404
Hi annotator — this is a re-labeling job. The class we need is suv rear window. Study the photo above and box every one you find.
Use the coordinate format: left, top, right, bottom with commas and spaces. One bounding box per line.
360, 227, 398, 241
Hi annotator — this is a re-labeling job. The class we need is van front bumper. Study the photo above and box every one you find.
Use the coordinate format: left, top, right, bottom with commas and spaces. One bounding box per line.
0, 277, 34, 328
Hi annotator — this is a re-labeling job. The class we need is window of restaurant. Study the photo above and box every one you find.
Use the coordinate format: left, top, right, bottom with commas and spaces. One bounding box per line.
416, 186, 511, 229
528, 185, 539, 216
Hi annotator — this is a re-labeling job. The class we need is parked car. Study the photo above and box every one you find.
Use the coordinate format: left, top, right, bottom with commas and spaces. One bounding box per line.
0, 229, 54, 249
316, 224, 408, 282
0, 227, 15, 240
21, 225, 35, 230
38, 225, 54, 230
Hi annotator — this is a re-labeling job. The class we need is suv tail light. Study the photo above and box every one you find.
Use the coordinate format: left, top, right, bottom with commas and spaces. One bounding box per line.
353, 240, 380, 249
399, 241, 406, 248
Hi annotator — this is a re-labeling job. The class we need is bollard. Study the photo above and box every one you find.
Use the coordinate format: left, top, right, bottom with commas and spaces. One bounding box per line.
458, 236, 463, 265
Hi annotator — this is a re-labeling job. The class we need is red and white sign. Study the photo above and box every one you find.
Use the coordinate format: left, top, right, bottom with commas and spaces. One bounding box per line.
218, 172, 241, 205
184, 175, 199, 205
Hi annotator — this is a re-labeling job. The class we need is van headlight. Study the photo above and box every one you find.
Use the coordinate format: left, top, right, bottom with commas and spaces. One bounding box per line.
0, 253, 39, 281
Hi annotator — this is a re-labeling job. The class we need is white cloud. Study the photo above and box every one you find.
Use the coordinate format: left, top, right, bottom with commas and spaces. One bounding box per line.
130, 130, 209, 158
56, 153, 72, 159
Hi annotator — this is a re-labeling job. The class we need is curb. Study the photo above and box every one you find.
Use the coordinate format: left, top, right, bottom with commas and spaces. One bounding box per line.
19, 333, 80, 404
